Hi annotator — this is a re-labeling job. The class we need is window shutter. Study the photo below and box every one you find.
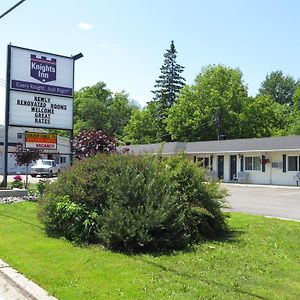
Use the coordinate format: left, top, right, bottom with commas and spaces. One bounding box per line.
193, 156, 196, 163
210, 155, 213, 171
262, 155, 266, 172
283, 154, 286, 173
240, 155, 244, 172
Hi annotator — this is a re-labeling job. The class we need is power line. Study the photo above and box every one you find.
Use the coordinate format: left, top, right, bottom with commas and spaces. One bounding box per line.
0, 0, 26, 20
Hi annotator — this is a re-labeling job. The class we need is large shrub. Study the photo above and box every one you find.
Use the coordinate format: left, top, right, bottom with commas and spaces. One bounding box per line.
39, 154, 228, 252
161, 155, 228, 240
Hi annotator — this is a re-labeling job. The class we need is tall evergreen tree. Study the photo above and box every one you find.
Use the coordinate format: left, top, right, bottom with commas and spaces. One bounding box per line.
152, 40, 185, 141
152, 40, 185, 109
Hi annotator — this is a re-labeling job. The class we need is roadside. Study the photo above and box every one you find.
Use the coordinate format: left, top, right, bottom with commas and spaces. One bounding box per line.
223, 183, 300, 222
0, 259, 57, 300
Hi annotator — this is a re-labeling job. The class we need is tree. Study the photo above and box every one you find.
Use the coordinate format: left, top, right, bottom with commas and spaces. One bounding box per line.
73, 129, 116, 159
107, 92, 139, 138
13, 143, 40, 188
288, 114, 300, 135
240, 95, 289, 138
287, 86, 300, 135
166, 65, 248, 141
152, 40, 186, 109
123, 102, 162, 144
292, 85, 300, 112
258, 70, 299, 106
152, 40, 185, 141
74, 82, 138, 137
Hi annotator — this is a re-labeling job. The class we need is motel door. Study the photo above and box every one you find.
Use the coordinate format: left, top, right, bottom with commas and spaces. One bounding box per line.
230, 155, 237, 180
217, 155, 224, 179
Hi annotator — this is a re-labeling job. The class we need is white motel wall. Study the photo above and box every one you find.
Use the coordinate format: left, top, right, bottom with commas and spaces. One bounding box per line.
0, 125, 70, 174
186, 151, 300, 186
118, 136, 300, 186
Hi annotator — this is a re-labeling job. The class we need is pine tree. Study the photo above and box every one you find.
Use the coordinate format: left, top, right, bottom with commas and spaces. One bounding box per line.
152, 40, 185, 141
153, 40, 185, 109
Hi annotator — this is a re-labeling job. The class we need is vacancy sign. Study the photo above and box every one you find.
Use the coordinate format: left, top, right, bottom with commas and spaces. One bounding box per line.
8, 45, 74, 130
25, 132, 57, 150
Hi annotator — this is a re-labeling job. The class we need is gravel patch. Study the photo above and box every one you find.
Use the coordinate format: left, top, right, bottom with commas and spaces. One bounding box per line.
0, 196, 38, 204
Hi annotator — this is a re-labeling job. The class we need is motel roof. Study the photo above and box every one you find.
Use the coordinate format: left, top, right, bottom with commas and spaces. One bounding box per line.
118, 135, 300, 155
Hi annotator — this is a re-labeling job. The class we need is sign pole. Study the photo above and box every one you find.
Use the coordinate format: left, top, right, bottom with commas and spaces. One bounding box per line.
70, 59, 75, 166
2, 45, 11, 187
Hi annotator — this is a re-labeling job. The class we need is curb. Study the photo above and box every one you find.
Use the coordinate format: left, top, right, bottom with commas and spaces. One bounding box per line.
0, 189, 28, 198
221, 183, 300, 189
0, 259, 58, 300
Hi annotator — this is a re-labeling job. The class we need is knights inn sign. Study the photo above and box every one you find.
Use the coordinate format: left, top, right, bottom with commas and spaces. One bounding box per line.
1, 44, 82, 187
8, 45, 74, 130
30, 54, 56, 83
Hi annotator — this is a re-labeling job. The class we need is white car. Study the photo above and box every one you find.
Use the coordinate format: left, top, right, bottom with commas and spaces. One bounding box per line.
31, 159, 61, 177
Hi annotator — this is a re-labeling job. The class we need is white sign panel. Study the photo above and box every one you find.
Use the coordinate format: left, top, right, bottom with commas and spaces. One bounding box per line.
10, 46, 74, 97
9, 90, 73, 129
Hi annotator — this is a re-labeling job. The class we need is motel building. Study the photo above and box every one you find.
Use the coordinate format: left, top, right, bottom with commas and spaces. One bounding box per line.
118, 135, 300, 186
0, 125, 70, 174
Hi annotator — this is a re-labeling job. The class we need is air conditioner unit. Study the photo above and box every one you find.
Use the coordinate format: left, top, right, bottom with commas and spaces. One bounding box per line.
271, 162, 283, 169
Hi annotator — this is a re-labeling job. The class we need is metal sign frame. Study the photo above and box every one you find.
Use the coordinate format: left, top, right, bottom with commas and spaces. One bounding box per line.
1, 44, 80, 187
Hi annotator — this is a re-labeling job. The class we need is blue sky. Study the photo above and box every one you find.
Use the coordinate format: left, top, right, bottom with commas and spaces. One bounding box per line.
1, 0, 300, 124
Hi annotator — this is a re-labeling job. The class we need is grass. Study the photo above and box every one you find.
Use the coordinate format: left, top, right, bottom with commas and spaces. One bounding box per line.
0, 202, 299, 300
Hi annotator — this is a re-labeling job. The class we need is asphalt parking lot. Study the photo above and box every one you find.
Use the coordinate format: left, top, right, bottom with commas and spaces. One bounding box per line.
223, 183, 300, 221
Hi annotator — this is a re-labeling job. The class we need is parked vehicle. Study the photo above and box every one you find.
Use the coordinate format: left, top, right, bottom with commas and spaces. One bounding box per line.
31, 159, 61, 177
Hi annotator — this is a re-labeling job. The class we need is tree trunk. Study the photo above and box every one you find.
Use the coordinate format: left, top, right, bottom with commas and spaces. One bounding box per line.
25, 164, 29, 188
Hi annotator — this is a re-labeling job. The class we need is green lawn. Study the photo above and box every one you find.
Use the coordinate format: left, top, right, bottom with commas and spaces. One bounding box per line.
0, 202, 299, 300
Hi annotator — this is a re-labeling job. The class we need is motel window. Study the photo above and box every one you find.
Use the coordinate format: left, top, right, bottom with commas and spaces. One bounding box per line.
245, 156, 261, 171
253, 157, 261, 170
60, 156, 67, 164
288, 156, 298, 171
197, 157, 210, 168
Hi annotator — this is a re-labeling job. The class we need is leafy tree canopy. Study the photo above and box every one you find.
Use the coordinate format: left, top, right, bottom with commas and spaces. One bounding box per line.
13, 143, 40, 166
74, 82, 139, 137
13, 143, 40, 188
292, 85, 300, 112
240, 95, 289, 138
166, 65, 248, 141
258, 70, 299, 106
123, 101, 162, 144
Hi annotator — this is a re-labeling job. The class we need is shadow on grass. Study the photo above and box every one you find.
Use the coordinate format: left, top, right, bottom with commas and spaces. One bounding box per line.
0, 212, 43, 229
203, 227, 245, 244
137, 256, 269, 300
119, 226, 245, 259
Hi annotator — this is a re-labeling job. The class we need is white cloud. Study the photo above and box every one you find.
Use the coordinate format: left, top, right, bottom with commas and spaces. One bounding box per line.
78, 22, 94, 30
101, 42, 109, 48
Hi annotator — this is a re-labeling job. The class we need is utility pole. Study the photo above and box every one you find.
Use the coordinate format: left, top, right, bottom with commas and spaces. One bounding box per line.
214, 111, 220, 140
0, 1, 27, 187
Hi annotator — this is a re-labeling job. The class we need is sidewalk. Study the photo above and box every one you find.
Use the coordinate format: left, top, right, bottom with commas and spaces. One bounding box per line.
0, 259, 57, 300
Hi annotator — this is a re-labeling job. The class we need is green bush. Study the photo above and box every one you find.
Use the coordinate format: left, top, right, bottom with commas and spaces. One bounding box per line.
11, 175, 23, 189
39, 154, 228, 252
161, 155, 228, 240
